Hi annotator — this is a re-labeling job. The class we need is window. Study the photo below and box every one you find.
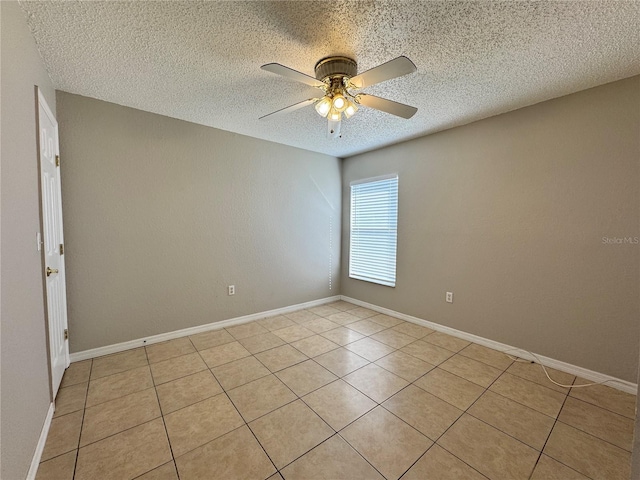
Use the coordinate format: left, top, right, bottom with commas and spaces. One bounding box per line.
349, 175, 398, 287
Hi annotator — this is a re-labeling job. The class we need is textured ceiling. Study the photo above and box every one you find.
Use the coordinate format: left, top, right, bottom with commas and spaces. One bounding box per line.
20, 1, 640, 158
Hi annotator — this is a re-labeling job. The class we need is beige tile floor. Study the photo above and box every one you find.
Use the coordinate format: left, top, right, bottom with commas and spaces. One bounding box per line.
37, 300, 637, 480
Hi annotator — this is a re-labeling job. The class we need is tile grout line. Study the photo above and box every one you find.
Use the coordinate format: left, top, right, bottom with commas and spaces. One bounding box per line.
564, 393, 636, 421
442, 349, 513, 377
296, 430, 389, 480
90, 326, 575, 398
535, 375, 631, 478
220, 386, 282, 479
158, 382, 225, 419
333, 429, 408, 480
222, 338, 356, 424
552, 416, 634, 453
262, 391, 382, 478
172, 340, 216, 479
144, 344, 182, 480
70, 358, 92, 480
78, 365, 153, 411
413, 358, 517, 480
187, 333, 279, 476
244, 425, 280, 479
129, 460, 177, 480
83, 353, 149, 384
414, 361, 570, 423
162, 422, 259, 469
290, 328, 452, 479
250, 404, 337, 476
296, 377, 376, 431
275, 433, 351, 474
551, 419, 634, 452
500, 374, 571, 398
372, 351, 436, 381
81, 384, 159, 417
527, 378, 574, 480
185, 317, 466, 471
55, 307, 633, 479
227, 382, 299, 427
396, 444, 490, 480
66, 416, 164, 455
565, 393, 636, 421
235, 313, 361, 476
195, 320, 337, 476
36, 449, 77, 465
217, 312, 393, 477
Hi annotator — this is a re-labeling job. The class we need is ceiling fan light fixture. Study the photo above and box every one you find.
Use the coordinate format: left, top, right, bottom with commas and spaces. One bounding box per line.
261, 55, 418, 136
332, 94, 347, 112
328, 108, 342, 122
315, 96, 332, 117
344, 100, 358, 119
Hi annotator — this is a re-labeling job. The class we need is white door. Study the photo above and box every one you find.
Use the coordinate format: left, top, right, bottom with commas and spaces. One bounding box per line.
37, 88, 69, 398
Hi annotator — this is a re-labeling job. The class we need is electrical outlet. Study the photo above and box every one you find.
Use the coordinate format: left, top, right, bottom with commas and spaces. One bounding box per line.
446, 292, 453, 303
228, 285, 235, 296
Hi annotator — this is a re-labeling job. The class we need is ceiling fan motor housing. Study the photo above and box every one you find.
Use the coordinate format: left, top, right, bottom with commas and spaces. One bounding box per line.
315, 56, 358, 82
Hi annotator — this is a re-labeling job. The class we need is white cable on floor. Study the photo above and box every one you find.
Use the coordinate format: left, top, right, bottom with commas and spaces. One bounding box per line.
503, 348, 614, 389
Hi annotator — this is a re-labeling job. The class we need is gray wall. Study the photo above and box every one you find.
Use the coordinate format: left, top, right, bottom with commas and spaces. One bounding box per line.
341, 76, 640, 382
1, 2, 57, 478
56, 92, 341, 353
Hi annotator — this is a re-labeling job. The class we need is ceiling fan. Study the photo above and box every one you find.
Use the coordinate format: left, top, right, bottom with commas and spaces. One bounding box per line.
259, 56, 418, 138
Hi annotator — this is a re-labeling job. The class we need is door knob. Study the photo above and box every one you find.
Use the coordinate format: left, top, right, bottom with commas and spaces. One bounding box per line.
46, 267, 59, 277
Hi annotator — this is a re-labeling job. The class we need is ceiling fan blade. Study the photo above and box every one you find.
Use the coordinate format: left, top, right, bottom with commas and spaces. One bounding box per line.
261, 63, 326, 88
357, 94, 418, 119
259, 98, 320, 120
349, 56, 417, 89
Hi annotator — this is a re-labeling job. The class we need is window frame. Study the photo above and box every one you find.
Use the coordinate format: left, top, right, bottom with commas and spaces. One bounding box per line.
348, 174, 399, 288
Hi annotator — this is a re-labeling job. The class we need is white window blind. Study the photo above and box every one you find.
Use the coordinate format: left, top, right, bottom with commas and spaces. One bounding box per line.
349, 175, 398, 287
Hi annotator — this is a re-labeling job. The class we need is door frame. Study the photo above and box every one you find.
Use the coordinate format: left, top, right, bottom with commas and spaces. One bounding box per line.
35, 86, 70, 400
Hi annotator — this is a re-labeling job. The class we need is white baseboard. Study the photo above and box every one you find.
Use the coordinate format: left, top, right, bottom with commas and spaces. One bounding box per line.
341, 295, 638, 395
69, 292, 637, 395
27, 402, 55, 480
69, 296, 340, 362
